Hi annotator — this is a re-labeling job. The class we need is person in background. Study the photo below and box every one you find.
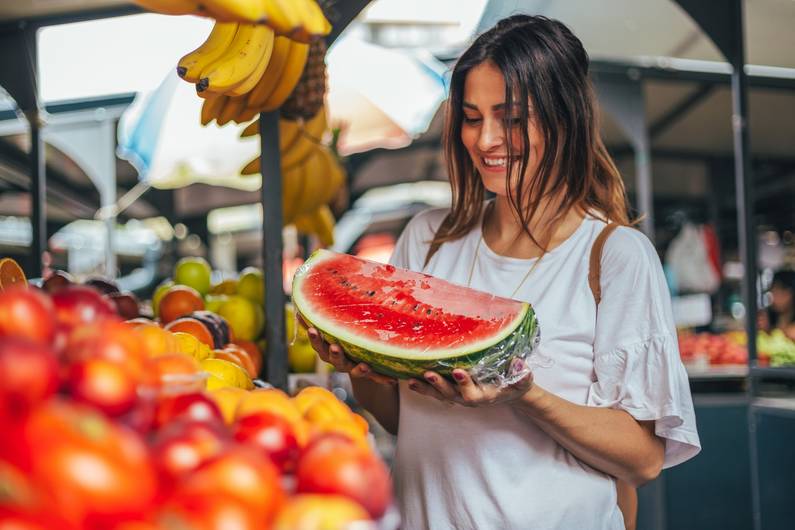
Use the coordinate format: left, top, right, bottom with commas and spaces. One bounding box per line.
761, 270, 795, 340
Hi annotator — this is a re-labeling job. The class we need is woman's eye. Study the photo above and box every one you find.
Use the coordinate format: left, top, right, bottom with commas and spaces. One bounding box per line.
463, 116, 481, 124
507, 117, 523, 127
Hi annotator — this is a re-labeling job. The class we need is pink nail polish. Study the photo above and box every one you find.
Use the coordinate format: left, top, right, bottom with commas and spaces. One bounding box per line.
453, 371, 465, 382
425, 374, 436, 383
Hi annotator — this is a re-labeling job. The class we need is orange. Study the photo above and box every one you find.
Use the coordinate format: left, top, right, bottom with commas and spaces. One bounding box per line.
159, 285, 204, 324
0, 257, 27, 291
134, 322, 178, 357
234, 340, 263, 374
236, 389, 309, 445
214, 345, 258, 379
143, 353, 203, 392
164, 317, 215, 348
272, 495, 371, 530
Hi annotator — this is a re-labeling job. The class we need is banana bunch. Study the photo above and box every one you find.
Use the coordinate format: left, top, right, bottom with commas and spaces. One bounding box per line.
134, 0, 331, 43
240, 109, 327, 171
294, 205, 335, 247
190, 29, 311, 126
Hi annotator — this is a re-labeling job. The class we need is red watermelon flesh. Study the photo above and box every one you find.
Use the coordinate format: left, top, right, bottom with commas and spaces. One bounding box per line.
292, 250, 538, 379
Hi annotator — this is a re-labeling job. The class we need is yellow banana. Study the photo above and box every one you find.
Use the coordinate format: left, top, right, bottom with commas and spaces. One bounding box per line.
291, 0, 332, 43
263, 0, 302, 37
198, 23, 273, 95
318, 146, 346, 202
260, 40, 309, 111
282, 110, 327, 167
235, 106, 260, 124
226, 31, 275, 96
292, 148, 330, 217
240, 117, 303, 150
282, 163, 306, 223
177, 22, 238, 83
216, 95, 248, 126
247, 36, 293, 108
201, 94, 228, 125
201, 0, 267, 23
133, 0, 202, 15
294, 205, 335, 247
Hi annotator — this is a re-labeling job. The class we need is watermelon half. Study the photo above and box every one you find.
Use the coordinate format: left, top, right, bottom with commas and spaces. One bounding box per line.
291, 250, 540, 382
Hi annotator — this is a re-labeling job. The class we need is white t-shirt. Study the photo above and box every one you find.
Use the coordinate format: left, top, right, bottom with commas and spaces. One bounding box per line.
388, 205, 701, 530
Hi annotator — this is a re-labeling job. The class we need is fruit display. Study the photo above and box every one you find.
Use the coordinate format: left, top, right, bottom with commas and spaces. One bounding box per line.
678, 331, 749, 366
679, 329, 795, 367
0, 259, 392, 529
292, 250, 540, 381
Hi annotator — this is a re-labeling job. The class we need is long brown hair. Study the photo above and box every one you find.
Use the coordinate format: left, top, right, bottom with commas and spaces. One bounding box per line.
425, 15, 630, 267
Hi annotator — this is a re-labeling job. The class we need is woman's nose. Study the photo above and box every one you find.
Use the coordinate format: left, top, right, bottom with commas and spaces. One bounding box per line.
477, 118, 505, 152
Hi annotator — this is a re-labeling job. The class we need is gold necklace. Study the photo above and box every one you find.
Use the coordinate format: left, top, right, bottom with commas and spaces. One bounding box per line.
466, 234, 545, 298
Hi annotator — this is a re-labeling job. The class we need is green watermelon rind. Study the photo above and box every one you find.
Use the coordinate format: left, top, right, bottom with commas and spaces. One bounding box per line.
303, 303, 539, 382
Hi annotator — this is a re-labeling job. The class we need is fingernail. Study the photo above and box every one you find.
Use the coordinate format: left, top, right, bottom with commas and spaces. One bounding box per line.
360, 365, 370, 373
308, 329, 317, 338
453, 371, 465, 382
425, 374, 436, 383
408, 381, 417, 390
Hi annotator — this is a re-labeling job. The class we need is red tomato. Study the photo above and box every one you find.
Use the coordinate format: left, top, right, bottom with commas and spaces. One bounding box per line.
67, 359, 138, 417
297, 434, 392, 518
153, 393, 224, 431
0, 338, 59, 419
11, 400, 157, 528
158, 492, 260, 530
0, 287, 55, 345
52, 285, 116, 330
233, 411, 300, 473
151, 420, 229, 489
174, 448, 285, 525
64, 320, 147, 382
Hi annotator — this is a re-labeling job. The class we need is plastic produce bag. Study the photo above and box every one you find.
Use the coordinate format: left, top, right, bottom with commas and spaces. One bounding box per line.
665, 223, 720, 294
292, 250, 549, 389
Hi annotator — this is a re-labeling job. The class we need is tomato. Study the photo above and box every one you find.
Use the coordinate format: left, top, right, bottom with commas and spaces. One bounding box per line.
296, 434, 392, 518
64, 320, 147, 382
67, 358, 138, 417
158, 492, 260, 530
174, 448, 285, 525
233, 411, 300, 473
52, 285, 116, 329
151, 420, 229, 489
0, 338, 59, 419
153, 393, 224, 432
0, 287, 55, 345
11, 400, 157, 528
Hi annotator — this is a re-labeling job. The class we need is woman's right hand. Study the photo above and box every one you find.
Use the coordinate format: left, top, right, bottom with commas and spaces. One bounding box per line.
297, 314, 397, 386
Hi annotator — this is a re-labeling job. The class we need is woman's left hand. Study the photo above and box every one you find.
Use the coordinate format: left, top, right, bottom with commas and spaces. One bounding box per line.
407, 363, 533, 407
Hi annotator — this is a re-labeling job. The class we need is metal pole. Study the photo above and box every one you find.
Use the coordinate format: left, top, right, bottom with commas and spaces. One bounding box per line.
260, 111, 288, 390
28, 112, 46, 277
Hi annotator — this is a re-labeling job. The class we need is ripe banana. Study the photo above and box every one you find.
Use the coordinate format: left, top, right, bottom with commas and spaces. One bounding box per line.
201, 94, 228, 125
291, 0, 332, 43
132, 0, 202, 15
226, 34, 275, 97
314, 146, 346, 205
262, 0, 303, 37
281, 109, 327, 168
201, 0, 266, 23
216, 94, 249, 126
177, 22, 238, 83
282, 163, 306, 224
240, 117, 304, 153
198, 23, 274, 95
259, 40, 309, 111
247, 36, 293, 108
294, 205, 335, 247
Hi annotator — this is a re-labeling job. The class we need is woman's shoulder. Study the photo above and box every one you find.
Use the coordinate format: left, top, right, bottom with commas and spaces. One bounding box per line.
595, 223, 661, 274
401, 206, 451, 243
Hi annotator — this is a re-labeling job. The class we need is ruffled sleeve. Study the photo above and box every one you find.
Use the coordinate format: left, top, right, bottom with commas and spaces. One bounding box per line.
586, 227, 701, 468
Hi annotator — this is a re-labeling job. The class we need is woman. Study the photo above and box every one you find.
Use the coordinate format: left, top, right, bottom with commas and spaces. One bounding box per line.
761, 270, 795, 339
303, 15, 700, 529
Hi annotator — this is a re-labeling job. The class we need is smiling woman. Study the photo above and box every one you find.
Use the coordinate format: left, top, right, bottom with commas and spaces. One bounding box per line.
301, 14, 700, 530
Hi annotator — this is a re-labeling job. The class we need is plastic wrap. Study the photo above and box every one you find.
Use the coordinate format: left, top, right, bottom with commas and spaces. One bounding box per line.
292, 250, 552, 389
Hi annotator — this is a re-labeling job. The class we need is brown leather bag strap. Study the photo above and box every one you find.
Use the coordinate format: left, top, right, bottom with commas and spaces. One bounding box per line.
588, 222, 620, 305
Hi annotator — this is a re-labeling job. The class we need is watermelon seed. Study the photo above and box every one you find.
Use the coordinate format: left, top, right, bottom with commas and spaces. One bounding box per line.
413, 304, 419, 311
367, 290, 375, 297
426, 309, 432, 315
